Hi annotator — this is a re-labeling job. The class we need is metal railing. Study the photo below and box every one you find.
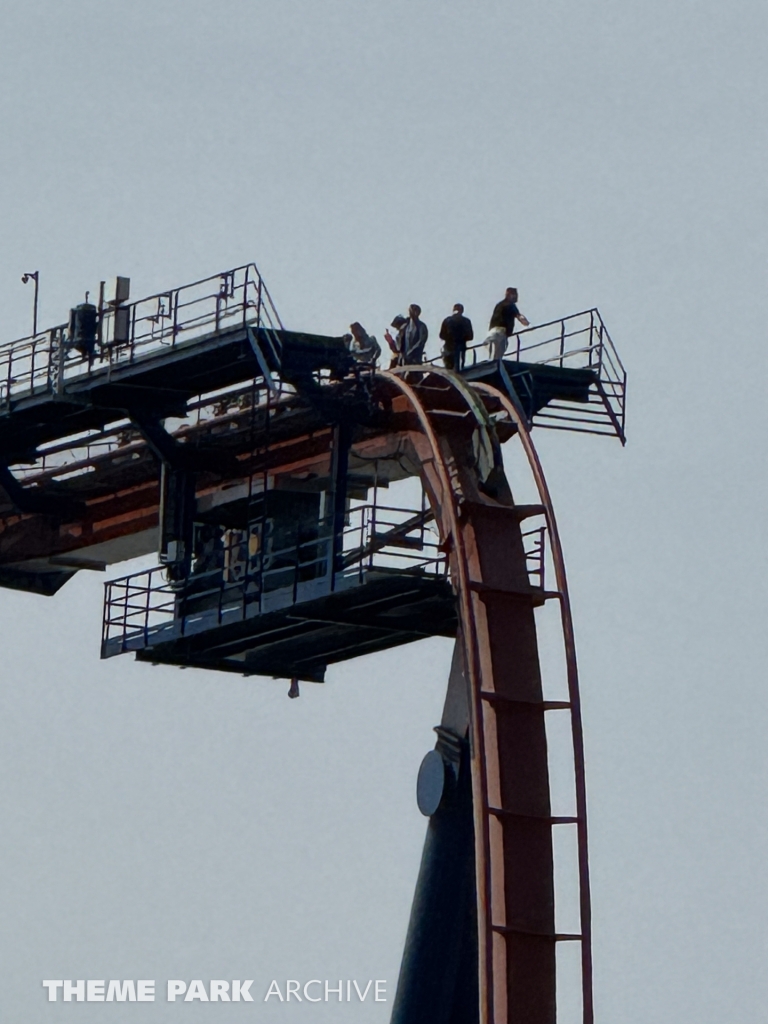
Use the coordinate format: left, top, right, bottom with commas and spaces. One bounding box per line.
448, 308, 626, 442
101, 503, 447, 657
0, 264, 283, 408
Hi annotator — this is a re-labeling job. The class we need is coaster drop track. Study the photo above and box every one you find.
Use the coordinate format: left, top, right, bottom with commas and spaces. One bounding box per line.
373, 368, 592, 1024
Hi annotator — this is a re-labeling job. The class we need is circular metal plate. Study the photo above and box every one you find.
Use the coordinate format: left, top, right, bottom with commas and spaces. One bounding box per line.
416, 749, 446, 817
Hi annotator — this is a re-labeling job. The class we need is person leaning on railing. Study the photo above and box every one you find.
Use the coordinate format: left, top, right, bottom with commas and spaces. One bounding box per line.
484, 287, 530, 361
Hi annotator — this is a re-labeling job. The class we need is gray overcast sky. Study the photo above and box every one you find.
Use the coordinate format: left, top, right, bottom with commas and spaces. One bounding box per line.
1, 0, 767, 1020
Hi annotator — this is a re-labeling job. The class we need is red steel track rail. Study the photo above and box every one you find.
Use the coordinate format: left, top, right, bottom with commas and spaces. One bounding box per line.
474, 380, 593, 1024
382, 368, 593, 1024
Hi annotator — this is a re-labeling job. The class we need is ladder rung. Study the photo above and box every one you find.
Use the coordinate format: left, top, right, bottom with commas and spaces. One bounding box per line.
469, 581, 561, 602
512, 503, 546, 521
487, 808, 579, 824
491, 925, 582, 941
479, 694, 571, 711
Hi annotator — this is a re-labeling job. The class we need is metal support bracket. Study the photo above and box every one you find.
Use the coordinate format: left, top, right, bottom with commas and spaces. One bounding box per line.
246, 325, 278, 392
128, 411, 237, 474
0, 465, 85, 518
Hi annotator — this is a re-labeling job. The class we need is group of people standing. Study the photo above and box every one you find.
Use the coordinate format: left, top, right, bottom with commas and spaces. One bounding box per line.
344, 288, 529, 370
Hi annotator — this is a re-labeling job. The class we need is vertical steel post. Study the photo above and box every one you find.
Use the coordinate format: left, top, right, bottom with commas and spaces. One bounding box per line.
329, 421, 352, 587
560, 317, 565, 367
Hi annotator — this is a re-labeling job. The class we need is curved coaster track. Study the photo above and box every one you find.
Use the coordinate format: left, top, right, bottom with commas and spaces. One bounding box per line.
378, 368, 592, 1024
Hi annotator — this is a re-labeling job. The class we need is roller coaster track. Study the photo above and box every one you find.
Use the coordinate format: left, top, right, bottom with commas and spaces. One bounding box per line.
382, 367, 592, 1024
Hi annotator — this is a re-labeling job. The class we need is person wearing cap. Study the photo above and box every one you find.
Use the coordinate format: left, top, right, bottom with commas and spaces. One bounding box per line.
485, 287, 530, 361
401, 304, 428, 364
384, 314, 408, 368
439, 303, 474, 371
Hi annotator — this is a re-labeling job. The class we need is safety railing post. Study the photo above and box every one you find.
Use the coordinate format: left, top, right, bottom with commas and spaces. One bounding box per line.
370, 504, 376, 575
242, 265, 250, 327
560, 318, 565, 368
6, 346, 14, 402
30, 338, 37, 393
102, 583, 109, 652
144, 576, 151, 647
597, 318, 604, 376
171, 289, 179, 347
130, 303, 137, 364
122, 580, 130, 652
43, 331, 53, 391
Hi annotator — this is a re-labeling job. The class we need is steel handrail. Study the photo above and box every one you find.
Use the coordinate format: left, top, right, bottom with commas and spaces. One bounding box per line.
103, 502, 445, 645
0, 263, 281, 408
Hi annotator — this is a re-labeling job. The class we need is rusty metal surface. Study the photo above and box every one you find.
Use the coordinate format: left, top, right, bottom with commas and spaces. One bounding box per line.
473, 379, 594, 1024
381, 368, 592, 1024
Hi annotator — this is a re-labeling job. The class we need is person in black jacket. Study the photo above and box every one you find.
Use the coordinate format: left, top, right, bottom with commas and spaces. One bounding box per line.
485, 287, 530, 360
439, 303, 474, 370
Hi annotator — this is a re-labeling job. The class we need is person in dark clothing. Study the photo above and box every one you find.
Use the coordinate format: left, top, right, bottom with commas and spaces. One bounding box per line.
439, 303, 474, 370
484, 287, 530, 360
384, 314, 408, 368
400, 304, 428, 364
